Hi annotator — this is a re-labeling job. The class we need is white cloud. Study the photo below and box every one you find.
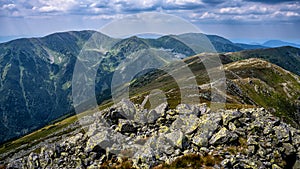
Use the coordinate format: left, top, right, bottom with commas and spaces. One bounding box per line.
33, 0, 78, 13
0, 0, 299, 25
2, 4, 16, 10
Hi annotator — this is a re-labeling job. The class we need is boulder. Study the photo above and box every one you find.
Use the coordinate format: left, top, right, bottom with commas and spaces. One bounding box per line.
85, 130, 112, 152
192, 112, 222, 147
155, 102, 168, 117
209, 127, 238, 145
282, 143, 296, 156
170, 114, 200, 135
222, 110, 242, 126
134, 109, 147, 124
118, 119, 137, 134
147, 109, 160, 124
116, 99, 136, 120
176, 104, 200, 116
165, 130, 186, 149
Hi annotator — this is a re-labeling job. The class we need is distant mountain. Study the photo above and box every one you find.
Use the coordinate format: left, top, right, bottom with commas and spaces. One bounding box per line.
263, 40, 300, 48
1, 33, 300, 168
0, 30, 243, 143
135, 33, 163, 39
0, 30, 295, 144
234, 43, 266, 50
171, 33, 266, 53
0, 30, 119, 143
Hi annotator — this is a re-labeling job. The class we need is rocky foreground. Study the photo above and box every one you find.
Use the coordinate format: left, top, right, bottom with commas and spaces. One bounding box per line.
6, 100, 300, 169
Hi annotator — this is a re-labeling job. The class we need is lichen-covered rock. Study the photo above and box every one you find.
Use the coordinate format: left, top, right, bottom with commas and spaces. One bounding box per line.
192, 112, 222, 147
282, 143, 296, 156
147, 109, 160, 124
85, 130, 112, 153
209, 127, 238, 145
116, 99, 136, 120
176, 104, 200, 116
170, 114, 200, 136
222, 110, 242, 125
5, 103, 300, 169
165, 130, 186, 149
274, 124, 291, 143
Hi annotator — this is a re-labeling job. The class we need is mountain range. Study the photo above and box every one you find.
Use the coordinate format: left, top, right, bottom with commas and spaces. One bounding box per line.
263, 40, 300, 48
0, 30, 300, 145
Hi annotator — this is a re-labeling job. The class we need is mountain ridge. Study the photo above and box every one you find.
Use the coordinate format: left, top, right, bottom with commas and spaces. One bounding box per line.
263, 40, 300, 48
0, 30, 299, 144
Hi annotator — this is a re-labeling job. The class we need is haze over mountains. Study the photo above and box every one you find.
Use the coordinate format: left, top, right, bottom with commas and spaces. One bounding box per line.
262, 40, 300, 49
0, 30, 300, 145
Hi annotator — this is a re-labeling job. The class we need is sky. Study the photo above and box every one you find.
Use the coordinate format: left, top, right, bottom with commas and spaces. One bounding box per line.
0, 0, 300, 43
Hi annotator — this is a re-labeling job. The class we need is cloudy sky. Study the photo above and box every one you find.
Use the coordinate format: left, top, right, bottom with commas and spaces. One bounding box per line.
0, 0, 299, 43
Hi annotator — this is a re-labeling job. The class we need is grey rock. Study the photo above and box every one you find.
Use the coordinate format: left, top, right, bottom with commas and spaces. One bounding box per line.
147, 109, 160, 124
116, 99, 136, 120
176, 104, 200, 116
5, 104, 300, 169
192, 112, 222, 147
155, 102, 168, 117
80, 115, 95, 126
134, 109, 147, 124
282, 143, 296, 156
85, 130, 112, 153
209, 127, 238, 145
165, 130, 186, 149
171, 114, 200, 136
118, 119, 137, 134
156, 135, 175, 155
222, 110, 242, 126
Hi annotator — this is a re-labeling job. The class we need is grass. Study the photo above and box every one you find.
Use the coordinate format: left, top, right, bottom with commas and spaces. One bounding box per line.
153, 154, 222, 169
100, 157, 133, 169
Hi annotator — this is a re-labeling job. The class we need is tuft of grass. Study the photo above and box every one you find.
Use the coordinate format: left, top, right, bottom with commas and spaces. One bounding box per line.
154, 154, 222, 169
100, 157, 133, 169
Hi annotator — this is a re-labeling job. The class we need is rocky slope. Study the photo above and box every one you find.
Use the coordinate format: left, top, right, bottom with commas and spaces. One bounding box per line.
129, 57, 300, 128
0, 30, 266, 144
5, 100, 300, 169
1, 29, 298, 145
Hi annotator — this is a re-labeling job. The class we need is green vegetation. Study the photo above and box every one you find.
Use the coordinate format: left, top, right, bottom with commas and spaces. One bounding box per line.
154, 154, 222, 169
227, 46, 300, 76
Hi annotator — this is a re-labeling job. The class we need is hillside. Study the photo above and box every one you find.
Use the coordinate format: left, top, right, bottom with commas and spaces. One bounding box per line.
227, 46, 300, 76
129, 57, 300, 127
0, 31, 267, 144
1, 57, 300, 168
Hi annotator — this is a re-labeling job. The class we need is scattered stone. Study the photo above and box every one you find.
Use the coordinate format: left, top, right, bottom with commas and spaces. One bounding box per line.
147, 109, 160, 124
5, 101, 300, 169
222, 110, 242, 126
209, 127, 238, 145
192, 112, 222, 147
165, 130, 186, 149
171, 114, 200, 135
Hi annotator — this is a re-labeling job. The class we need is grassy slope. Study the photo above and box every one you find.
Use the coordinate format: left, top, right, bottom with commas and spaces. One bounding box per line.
1, 53, 300, 163
227, 46, 300, 75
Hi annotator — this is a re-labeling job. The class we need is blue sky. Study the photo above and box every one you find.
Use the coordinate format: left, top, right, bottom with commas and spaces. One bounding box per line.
0, 0, 300, 43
